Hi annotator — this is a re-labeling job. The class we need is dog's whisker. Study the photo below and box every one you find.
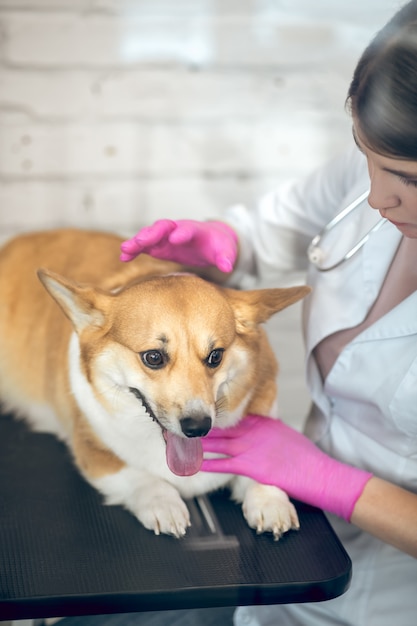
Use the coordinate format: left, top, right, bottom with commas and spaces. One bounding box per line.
214, 396, 229, 418
97, 382, 121, 401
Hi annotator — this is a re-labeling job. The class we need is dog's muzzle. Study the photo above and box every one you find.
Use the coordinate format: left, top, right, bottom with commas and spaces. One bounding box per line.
129, 387, 209, 477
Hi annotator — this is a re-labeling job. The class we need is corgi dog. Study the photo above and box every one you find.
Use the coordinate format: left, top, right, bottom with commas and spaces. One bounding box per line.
0, 229, 310, 539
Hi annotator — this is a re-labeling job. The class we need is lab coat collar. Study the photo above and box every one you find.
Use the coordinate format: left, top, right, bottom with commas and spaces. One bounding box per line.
305, 218, 404, 356
362, 218, 403, 308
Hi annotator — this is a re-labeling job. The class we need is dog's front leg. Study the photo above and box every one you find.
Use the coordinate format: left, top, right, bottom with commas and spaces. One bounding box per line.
93, 468, 191, 538
230, 476, 299, 541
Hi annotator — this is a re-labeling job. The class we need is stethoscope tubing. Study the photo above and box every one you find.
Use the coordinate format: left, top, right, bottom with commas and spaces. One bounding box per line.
308, 190, 387, 271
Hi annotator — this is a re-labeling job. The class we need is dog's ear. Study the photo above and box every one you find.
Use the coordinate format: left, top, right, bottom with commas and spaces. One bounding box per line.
223, 285, 311, 330
38, 268, 108, 333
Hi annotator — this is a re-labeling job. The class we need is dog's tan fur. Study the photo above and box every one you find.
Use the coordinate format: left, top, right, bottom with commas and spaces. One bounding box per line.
0, 228, 310, 538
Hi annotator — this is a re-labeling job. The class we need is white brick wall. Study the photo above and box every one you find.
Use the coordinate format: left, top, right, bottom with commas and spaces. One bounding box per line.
0, 0, 399, 425
0, 0, 398, 241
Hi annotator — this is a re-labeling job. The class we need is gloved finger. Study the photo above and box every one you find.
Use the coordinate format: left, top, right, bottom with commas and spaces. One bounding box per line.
202, 432, 245, 456
211, 226, 238, 271
120, 250, 139, 262
201, 458, 235, 473
213, 252, 235, 273
203, 424, 245, 439
133, 219, 177, 247
201, 438, 233, 454
120, 238, 142, 254
120, 220, 177, 260
168, 222, 197, 245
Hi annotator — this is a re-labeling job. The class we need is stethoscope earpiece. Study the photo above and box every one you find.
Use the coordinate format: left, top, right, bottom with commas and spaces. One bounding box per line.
307, 245, 324, 265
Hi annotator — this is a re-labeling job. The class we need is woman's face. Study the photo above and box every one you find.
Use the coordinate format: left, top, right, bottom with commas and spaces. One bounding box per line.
353, 124, 417, 239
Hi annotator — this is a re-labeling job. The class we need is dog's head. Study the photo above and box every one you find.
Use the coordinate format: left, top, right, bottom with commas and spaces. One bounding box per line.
38, 269, 310, 476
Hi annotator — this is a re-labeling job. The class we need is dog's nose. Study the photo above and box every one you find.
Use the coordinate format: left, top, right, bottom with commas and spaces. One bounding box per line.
180, 416, 212, 438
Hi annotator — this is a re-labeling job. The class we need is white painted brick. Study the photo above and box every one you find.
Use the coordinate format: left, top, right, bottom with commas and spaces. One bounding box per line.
95, 0, 394, 24
0, 174, 284, 242
0, 122, 150, 176
0, 1, 89, 9
2, 11, 368, 70
0, 180, 143, 242
0, 115, 351, 178
0, 67, 351, 122
149, 115, 351, 176
0, 0, 204, 11
0, 0, 397, 25
93, 68, 351, 121
0, 70, 93, 119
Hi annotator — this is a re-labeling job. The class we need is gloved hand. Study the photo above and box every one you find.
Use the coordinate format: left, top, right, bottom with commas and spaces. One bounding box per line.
120, 219, 238, 273
201, 414, 372, 522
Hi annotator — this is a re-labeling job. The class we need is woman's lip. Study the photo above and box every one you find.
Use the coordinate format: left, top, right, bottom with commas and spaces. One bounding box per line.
387, 218, 408, 227
386, 219, 417, 235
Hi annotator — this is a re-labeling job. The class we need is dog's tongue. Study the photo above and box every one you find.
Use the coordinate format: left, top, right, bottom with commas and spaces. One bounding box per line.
165, 431, 203, 476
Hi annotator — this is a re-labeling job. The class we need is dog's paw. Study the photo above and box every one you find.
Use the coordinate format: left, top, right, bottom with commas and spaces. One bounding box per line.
135, 486, 191, 538
242, 483, 299, 541
95, 470, 191, 538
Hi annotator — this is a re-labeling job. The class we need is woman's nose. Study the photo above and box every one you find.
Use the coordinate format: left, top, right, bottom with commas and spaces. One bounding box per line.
367, 169, 400, 212
367, 186, 400, 212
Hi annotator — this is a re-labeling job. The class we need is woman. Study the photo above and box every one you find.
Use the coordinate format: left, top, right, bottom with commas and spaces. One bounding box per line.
68, 2, 417, 625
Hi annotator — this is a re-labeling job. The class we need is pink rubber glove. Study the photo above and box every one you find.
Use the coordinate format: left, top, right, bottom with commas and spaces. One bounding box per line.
201, 414, 372, 522
120, 219, 238, 273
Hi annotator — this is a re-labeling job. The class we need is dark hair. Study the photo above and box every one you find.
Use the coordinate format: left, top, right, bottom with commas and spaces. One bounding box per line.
347, 1, 417, 159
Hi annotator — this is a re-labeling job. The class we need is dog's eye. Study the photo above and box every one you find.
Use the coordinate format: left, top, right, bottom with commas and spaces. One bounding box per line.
206, 349, 224, 368
140, 350, 166, 369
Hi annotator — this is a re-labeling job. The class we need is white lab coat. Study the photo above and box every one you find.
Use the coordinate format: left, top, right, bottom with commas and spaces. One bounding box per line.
224, 147, 417, 626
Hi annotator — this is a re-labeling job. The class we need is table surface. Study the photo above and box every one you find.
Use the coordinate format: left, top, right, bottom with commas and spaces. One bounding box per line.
0, 413, 352, 621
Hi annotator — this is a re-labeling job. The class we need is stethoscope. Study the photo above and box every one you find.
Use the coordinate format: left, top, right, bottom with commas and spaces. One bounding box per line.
307, 190, 387, 271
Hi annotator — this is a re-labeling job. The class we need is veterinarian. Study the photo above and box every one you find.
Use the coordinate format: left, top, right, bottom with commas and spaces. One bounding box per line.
62, 2, 417, 625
